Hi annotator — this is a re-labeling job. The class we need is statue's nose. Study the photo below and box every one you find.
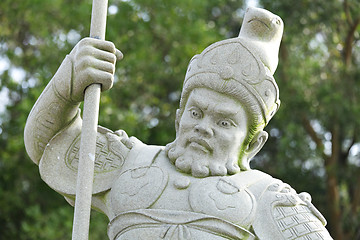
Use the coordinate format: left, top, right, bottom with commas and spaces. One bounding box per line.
194, 120, 214, 137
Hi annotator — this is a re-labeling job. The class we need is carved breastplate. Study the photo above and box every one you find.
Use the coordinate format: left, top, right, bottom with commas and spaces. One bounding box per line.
108, 142, 167, 217
110, 165, 168, 215
108, 145, 268, 230
110, 167, 258, 229
189, 176, 256, 228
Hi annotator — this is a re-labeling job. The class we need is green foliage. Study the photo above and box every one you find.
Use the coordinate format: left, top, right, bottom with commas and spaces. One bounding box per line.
1, 0, 359, 238
254, 0, 360, 238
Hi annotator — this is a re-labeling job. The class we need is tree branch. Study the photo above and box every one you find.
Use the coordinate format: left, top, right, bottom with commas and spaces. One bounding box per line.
326, 123, 344, 239
343, 0, 353, 26
330, 124, 340, 166
342, 128, 358, 161
351, 171, 360, 215
343, 17, 360, 67
301, 115, 330, 160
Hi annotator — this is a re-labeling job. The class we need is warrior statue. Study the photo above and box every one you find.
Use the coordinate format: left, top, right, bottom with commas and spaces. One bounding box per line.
24, 7, 333, 240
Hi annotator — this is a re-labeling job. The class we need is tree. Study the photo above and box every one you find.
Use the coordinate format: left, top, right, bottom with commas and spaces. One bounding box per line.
256, 0, 360, 239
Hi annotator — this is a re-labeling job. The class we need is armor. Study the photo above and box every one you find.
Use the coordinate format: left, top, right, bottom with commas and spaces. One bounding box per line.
39, 127, 332, 239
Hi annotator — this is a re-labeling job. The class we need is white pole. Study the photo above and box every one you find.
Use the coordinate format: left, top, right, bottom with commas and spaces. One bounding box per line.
72, 0, 108, 239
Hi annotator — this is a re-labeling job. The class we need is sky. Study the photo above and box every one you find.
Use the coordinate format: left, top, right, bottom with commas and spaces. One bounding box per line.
246, 0, 259, 8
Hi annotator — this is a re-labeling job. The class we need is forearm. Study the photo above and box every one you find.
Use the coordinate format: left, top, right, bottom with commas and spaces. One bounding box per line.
25, 38, 119, 164
24, 55, 81, 164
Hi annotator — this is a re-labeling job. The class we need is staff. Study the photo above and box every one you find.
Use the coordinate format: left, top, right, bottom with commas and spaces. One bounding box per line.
72, 0, 108, 239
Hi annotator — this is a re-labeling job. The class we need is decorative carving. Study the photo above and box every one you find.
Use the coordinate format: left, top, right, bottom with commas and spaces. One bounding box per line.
108, 209, 256, 240
273, 205, 330, 239
65, 132, 125, 174
110, 166, 168, 214
189, 177, 256, 227
253, 180, 332, 239
35, 101, 63, 153
173, 176, 191, 190
160, 224, 192, 240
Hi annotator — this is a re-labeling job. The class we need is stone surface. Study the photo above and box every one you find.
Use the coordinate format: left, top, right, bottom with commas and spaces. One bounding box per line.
24, 7, 333, 240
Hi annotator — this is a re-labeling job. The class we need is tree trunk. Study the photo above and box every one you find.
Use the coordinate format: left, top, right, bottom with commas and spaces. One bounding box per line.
325, 124, 344, 239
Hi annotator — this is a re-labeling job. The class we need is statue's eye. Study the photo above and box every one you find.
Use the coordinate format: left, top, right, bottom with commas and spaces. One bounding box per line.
190, 108, 202, 119
273, 18, 281, 25
218, 119, 235, 128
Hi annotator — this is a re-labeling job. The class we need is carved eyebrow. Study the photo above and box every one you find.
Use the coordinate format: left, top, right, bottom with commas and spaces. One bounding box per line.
215, 111, 240, 125
188, 94, 209, 110
213, 103, 238, 117
215, 107, 237, 117
188, 90, 242, 119
213, 105, 244, 126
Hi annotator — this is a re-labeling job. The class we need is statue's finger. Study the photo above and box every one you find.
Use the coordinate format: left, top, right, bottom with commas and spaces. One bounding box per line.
116, 49, 123, 60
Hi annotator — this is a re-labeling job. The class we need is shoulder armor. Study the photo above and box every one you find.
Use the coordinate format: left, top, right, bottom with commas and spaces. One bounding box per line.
253, 180, 333, 240
39, 116, 132, 195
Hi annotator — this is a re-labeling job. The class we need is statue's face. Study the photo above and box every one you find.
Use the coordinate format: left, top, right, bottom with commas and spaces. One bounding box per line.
170, 87, 248, 177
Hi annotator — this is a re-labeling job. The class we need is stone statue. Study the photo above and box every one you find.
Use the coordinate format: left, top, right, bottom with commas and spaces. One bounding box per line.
24, 7, 333, 240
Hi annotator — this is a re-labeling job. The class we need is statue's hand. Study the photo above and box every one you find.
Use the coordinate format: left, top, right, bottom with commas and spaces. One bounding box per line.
69, 37, 123, 102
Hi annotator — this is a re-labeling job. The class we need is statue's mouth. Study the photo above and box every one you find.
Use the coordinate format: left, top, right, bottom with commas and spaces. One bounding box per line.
188, 137, 212, 153
248, 18, 270, 30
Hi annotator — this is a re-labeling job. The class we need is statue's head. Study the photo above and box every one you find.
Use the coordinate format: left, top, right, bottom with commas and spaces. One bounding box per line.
165, 7, 283, 177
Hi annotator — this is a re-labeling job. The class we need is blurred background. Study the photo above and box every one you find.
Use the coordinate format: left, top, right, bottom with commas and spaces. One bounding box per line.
0, 0, 359, 239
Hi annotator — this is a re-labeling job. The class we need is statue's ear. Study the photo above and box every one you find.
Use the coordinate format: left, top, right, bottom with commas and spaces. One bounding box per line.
175, 109, 181, 135
245, 130, 268, 161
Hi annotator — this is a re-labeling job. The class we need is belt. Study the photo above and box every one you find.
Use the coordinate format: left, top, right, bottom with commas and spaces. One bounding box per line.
108, 209, 256, 240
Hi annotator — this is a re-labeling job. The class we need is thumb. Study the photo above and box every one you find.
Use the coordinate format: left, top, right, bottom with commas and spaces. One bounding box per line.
115, 49, 123, 60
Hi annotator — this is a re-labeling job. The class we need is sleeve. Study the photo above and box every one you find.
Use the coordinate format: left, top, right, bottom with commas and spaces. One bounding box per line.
24, 55, 80, 165
252, 179, 333, 240
38, 114, 132, 196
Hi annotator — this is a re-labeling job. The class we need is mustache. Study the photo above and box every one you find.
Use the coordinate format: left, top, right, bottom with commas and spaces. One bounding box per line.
166, 137, 241, 177
188, 137, 213, 153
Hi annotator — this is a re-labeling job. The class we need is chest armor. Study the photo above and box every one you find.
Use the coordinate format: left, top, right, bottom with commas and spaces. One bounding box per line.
189, 175, 256, 227
109, 143, 168, 216
109, 145, 269, 229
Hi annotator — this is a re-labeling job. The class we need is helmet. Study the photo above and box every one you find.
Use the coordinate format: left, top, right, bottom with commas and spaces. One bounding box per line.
179, 7, 283, 125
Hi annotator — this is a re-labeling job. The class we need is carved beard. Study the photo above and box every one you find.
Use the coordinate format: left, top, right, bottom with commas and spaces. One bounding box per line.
165, 138, 240, 178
